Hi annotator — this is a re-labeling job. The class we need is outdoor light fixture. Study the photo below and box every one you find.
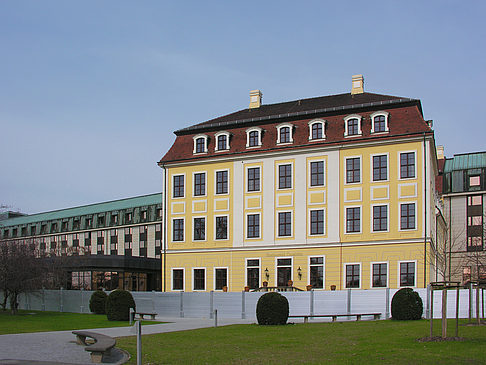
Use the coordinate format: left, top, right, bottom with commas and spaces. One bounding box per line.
297, 266, 302, 280
264, 267, 269, 280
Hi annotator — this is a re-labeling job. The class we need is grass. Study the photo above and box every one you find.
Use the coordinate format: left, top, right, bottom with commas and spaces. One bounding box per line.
0, 310, 161, 334
116, 319, 486, 364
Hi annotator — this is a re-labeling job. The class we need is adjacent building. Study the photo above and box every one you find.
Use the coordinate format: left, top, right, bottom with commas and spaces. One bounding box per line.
158, 75, 440, 292
0, 193, 163, 291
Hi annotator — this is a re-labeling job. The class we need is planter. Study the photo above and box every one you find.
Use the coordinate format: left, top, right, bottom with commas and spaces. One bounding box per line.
263, 281, 268, 287
244, 286, 250, 292
222, 286, 228, 292
287, 280, 293, 287
330, 285, 336, 291
306, 285, 313, 291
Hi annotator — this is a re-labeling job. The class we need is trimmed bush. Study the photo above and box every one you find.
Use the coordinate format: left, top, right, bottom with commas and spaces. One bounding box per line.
89, 290, 108, 314
105, 289, 136, 321
391, 288, 423, 320
256, 292, 289, 325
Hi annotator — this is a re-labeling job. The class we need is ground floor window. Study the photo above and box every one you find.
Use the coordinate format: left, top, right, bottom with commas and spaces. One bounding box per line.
399, 262, 415, 287
372, 263, 387, 287
277, 258, 292, 286
215, 268, 228, 290
309, 256, 324, 289
246, 259, 260, 289
346, 264, 360, 288
193, 268, 205, 290
172, 269, 184, 290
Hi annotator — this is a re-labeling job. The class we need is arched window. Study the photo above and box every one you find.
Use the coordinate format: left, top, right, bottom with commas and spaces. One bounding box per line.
246, 127, 263, 148
193, 134, 209, 154
370, 111, 389, 134
344, 115, 362, 137
215, 131, 230, 151
276, 123, 294, 144
308, 119, 326, 140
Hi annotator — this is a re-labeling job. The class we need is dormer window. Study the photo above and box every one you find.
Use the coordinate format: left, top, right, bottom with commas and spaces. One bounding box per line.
193, 134, 209, 154
215, 131, 230, 152
344, 115, 362, 137
370, 111, 389, 134
308, 119, 326, 140
246, 127, 263, 148
277, 123, 293, 144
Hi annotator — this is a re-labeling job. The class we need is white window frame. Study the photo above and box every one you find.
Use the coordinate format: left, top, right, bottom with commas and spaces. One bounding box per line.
192, 171, 207, 197
193, 134, 209, 154
214, 131, 231, 152
308, 119, 326, 140
398, 150, 417, 180
192, 216, 207, 242
246, 165, 261, 193
309, 159, 326, 188
246, 127, 263, 148
214, 169, 230, 195
245, 212, 261, 239
371, 203, 389, 233
276, 122, 294, 144
370, 111, 389, 134
275, 256, 293, 287
172, 173, 186, 199
277, 210, 293, 238
397, 260, 417, 287
344, 263, 361, 289
370, 262, 388, 288
192, 267, 206, 291
213, 267, 229, 291
171, 268, 185, 291
344, 205, 362, 234
344, 156, 362, 185
214, 214, 229, 241
344, 114, 362, 137
171, 217, 185, 243
276, 161, 294, 190
245, 258, 261, 289
308, 255, 325, 289
370, 153, 389, 182
399, 201, 417, 231
308, 208, 326, 236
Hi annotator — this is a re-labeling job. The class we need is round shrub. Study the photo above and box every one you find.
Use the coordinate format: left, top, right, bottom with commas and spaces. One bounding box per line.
89, 290, 108, 314
391, 288, 423, 320
105, 289, 136, 321
256, 292, 289, 325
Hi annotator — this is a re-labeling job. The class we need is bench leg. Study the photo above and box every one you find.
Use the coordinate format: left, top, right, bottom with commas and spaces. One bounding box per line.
304, 316, 308, 324
374, 314, 380, 320
356, 315, 361, 321
90, 352, 103, 363
332, 316, 336, 322
150, 315, 156, 320
75, 335, 88, 346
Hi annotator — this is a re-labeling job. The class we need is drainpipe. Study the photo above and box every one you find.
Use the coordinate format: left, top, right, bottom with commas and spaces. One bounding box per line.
161, 163, 168, 292
448, 196, 452, 281
423, 133, 427, 288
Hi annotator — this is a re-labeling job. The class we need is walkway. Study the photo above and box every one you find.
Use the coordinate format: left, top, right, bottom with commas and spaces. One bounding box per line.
0, 317, 254, 365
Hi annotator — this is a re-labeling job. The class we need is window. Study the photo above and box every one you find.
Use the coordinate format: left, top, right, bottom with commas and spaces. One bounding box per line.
400, 152, 415, 179
173, 219, 184, 241
372, 263, 387, 287
110, 229, 118, 255
247, 214, 260, 238
124, 212, 132, 224
371, 112, 389, 133
97, 231, 104, 254
247, 259, 260, 289
467, 195, 483, 251
111, 213, 118, 225
246, 127, 262, 148
124, 228, 132, 256
215, 216, 228, 240
61, 221, 68, 231
194, 172, 206, 196
139, 225, 147, 257
172, 269, 184, 290
309, 120, 325, 140
193, 135, 208, 154
141, 210, 147, 221
346, 264, 360, 288
216, 170, 228, 194
462, 266, 471, 285
277, 258, 292, 286
279, 164, 292, 189
346, 157, 360, 183
309, 257, 324, 289
215, 132, 230, 151
400, 203, 415, 230
193, 217, 205, 241
193, 268, 205, 290
373, 205, 388, 232
310, 210, 324, 235
247, 167, 260, 192
278, 212, 292, 237
84, 232, 91, 247
310, 161, 324, 186
400, 262, 415, 286
173, 175, 184, 198
215, 268, 228, 290
373, 155, 387, 181
344, 115, 362, 137
97, 215, 105, 227
346, 207, 360, 233
277, 124, 293, 144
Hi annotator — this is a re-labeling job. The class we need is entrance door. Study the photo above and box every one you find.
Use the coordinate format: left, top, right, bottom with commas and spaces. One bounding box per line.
277, 258, 292, 286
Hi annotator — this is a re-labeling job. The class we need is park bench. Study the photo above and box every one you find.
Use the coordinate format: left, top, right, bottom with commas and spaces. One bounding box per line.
72, 330, 116, 363
288, 313, 381, 323
134, 311, 157, 320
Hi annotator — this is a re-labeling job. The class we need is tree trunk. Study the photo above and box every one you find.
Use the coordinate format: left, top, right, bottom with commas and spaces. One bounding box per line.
10, 292, 18, 315
476, 285, 480, 325
1, 290, 8, 311
441, 288, 447, 338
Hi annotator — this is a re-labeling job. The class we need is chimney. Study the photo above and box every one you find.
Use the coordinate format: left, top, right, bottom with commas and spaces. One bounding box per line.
436, 145, 444, 160
351, 74, 364, 95
249, 90, 262, 109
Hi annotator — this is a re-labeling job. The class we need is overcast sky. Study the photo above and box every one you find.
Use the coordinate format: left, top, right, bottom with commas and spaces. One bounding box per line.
1, 1, 485, 214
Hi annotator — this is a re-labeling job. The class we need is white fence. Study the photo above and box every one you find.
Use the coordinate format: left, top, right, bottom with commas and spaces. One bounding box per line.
6, 287, 485, 320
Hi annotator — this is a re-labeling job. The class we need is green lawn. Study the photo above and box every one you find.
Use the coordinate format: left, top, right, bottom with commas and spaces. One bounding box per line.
0, 310, 160, 334
117, 319, 486, 364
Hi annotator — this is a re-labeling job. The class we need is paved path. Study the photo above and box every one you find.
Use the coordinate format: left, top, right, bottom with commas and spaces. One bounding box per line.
0, 317, 255, 365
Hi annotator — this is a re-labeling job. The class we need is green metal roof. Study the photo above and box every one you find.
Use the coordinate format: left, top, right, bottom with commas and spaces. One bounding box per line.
0, 193, 162, 228
443, 152, 486, 173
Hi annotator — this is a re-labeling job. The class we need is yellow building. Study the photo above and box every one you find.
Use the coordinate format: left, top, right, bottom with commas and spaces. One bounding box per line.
158, 76, 439, 292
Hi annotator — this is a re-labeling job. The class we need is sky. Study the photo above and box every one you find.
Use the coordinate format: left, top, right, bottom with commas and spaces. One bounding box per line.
1, 1, 485, 214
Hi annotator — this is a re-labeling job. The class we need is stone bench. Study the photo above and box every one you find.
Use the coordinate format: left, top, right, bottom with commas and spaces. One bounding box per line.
72, 330, 116, 363
135, 311, 157, 320
288, 313, 381, 323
